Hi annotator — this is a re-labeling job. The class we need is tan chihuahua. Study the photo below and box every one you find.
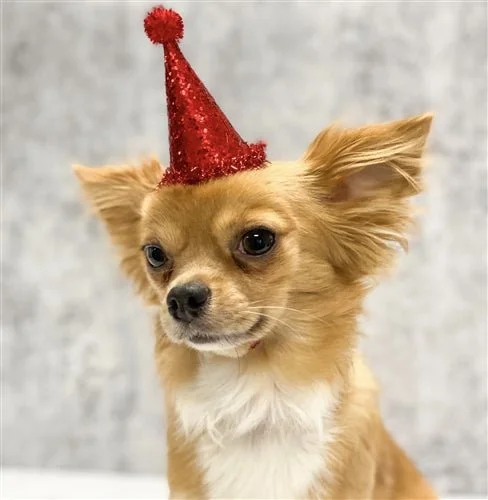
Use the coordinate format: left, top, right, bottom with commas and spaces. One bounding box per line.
74, 5, 437, 499
75, 112, 437, 499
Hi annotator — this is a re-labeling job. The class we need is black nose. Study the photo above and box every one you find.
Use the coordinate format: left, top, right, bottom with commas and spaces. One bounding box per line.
166, 282, 211, 323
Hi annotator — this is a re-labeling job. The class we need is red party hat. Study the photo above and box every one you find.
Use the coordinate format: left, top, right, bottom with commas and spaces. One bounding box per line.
144, 6, 267, 186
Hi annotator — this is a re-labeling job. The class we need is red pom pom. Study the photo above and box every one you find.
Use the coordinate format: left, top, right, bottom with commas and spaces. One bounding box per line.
144, 6, 184, 45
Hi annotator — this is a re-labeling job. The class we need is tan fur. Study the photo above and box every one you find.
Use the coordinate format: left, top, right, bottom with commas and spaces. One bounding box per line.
74, 114, 437, 499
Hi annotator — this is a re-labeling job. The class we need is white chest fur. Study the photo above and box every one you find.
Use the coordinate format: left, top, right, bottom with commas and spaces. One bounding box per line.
173, 358, 337, 499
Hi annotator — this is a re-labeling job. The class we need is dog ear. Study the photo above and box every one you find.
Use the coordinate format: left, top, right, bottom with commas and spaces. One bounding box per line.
303, 113, 433, 278
73, 158, 162, 304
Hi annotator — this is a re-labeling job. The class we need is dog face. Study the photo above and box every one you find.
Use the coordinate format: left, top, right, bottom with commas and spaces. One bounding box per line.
75, 114, 432, 356
138, 168, 301, 353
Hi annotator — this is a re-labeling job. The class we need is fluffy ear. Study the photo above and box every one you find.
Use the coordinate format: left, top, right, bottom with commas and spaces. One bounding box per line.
73, 158, 162, 304
303, 113, 433, 278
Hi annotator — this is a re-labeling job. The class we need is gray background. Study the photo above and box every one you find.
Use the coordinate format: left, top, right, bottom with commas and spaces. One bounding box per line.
3, 0, 487, 496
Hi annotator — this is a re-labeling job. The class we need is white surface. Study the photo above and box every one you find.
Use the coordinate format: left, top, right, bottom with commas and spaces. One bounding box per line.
1, 469, 169, 500
1, 468, 476, 499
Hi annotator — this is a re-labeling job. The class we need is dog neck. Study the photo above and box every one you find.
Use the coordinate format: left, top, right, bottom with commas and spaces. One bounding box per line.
155, 311, 359, 396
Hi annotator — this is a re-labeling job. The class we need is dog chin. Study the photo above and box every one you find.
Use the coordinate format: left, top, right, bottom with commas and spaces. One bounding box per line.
178, 328, 255, 354
158, 319, 251, 354
184, 339, 251, 357
160, 312, 266, 356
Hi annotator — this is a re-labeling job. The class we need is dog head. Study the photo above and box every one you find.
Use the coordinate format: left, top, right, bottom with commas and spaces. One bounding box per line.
75, 114, 432, 357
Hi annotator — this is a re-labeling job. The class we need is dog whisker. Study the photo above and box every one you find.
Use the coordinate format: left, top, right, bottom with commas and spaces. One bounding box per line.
244, 310, 306, 342
247, 305, 331, 327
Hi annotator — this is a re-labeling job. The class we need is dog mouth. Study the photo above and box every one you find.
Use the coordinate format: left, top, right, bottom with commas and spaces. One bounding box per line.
186, 315, 265, 346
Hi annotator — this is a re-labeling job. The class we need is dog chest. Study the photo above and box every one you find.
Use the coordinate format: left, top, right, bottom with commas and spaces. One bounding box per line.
173, 362, 336, 498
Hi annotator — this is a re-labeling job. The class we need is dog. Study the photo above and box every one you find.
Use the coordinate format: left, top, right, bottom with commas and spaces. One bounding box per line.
74, 111, 437, 499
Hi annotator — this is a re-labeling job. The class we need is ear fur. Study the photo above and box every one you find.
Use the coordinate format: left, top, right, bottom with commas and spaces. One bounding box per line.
303, 113, 433, 278
73, 158, 162, 304
304, 113, 433, 200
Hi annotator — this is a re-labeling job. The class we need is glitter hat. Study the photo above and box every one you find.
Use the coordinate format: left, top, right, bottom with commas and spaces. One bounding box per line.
144, 6, 267, 186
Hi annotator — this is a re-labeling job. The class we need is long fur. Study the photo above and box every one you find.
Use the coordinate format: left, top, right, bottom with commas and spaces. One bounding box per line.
75, 114, 437, 499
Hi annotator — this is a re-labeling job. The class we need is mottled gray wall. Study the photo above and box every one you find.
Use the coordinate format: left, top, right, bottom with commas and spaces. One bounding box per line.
3, 1, 486, 496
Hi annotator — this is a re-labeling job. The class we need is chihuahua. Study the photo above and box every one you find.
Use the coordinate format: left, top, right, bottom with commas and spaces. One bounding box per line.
74, 112, 437, 499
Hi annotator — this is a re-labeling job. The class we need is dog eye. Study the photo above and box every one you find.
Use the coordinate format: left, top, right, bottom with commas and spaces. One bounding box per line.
239, 228, 276, 256
144, 245, 167, 268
